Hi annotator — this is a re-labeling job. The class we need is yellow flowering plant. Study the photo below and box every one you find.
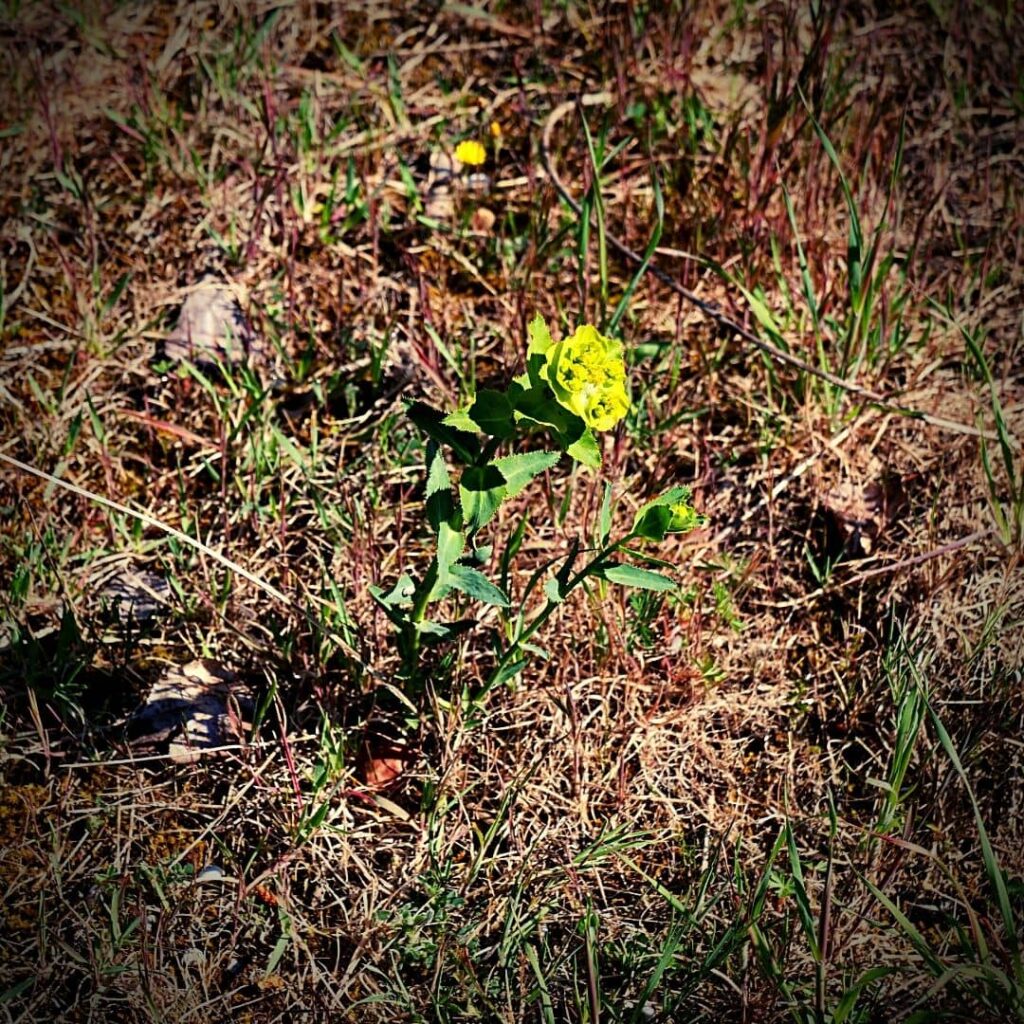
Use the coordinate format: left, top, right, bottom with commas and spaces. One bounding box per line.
370, 312, 704, 711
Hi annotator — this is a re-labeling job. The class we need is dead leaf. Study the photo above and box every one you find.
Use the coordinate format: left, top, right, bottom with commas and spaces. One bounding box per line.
823, 472, 904, 556
359, 738, 413, 789
471, 206, 496, 232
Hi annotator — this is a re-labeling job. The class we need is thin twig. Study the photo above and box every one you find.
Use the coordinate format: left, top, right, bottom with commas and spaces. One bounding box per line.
752, 528, 995, 609
845, 527, 994, 583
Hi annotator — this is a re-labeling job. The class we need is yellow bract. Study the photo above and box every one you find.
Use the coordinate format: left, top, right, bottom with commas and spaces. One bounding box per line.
668, 500, 702, 533
545, 324, 630, 431
454, 139, 487, 166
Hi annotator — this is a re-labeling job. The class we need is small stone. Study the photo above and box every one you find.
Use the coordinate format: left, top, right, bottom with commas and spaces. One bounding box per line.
424, 151, 456, 221
195, 864, 225, 883
465, 171, 492, 195
181, 948, 206, 970
161, 278, 255, 369
96, 569, 171, 626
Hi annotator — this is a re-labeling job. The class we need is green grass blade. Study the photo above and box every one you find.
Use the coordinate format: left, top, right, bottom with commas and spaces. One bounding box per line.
785, 819, 822, 961
580, 110, 609, 321
607, 172, 664, 334
780, 179, 821, 337
927, 701, 1024, 987
525, 943, 557, 1024
627, 924, 681, 1024
962, 323, 1021, 539
860, 872, 946, 977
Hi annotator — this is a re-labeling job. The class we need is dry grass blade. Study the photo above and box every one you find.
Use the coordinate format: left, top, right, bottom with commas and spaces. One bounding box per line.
541, 97, 1011, 447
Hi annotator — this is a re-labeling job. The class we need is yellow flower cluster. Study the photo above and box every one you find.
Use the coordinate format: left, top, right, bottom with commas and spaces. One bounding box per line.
545, 324, 630, 432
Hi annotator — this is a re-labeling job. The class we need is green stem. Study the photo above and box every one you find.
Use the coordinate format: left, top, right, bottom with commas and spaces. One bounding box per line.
479, 436, 502, 465
404, 558, 439, 671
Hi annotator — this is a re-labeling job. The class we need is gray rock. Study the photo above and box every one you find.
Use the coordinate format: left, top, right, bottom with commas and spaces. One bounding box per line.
161, 278, 255, 368
96, 569, 171, 626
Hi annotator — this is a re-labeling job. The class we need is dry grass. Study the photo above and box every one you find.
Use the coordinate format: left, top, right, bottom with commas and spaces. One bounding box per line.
1, 2, 1022, 1021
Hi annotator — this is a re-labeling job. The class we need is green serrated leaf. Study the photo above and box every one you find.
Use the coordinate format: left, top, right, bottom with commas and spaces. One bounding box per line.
417, 618, 477, 642
527, 312, 554, 356
425, 444, 455, 531
631, 486, 695, 541
524, 351, 549, 390
632, 505, 673, 541
426, 445, 449, 494
467, 389, 516, 439
369, 582, 412, 628
374, 573, 415, 608
441, 408, 480, 433
509, 382, 573, 431
566, 426, 600, 468
407, 401, 480, 463
448, 564, 509, 607
492, 450, 561, 498
436, 522, 465, 587
415, 620, 451, 638
601, 563, 677, 592
459, 464, 507, 532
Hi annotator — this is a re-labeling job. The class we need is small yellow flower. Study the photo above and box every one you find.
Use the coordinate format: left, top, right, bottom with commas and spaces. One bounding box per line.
489, 120, 502, 138
585, 385, 630, 432
454, 139, 487, 167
